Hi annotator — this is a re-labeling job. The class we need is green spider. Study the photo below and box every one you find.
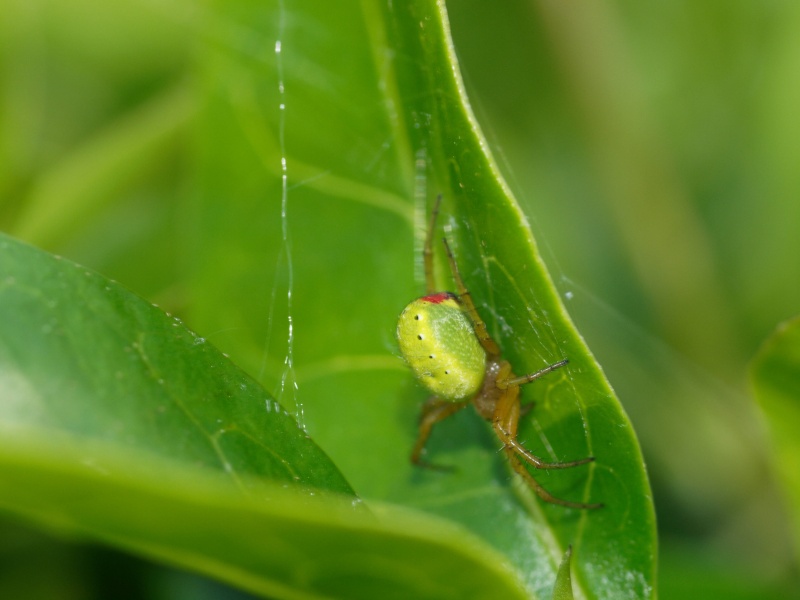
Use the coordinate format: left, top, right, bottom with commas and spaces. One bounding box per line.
397, 197, 601, 509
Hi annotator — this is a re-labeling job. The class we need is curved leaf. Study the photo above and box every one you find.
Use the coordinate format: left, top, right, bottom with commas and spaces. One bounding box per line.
0, 436, 532, 600
188, 0, 656, 597
0, 233, 350, 495
750, 315, 800, 559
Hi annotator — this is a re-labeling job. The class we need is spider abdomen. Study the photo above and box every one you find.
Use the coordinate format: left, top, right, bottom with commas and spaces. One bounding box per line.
397, 292, 486, 401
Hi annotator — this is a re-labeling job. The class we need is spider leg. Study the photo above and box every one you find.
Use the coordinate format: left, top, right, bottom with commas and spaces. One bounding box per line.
502, 448, 602, 509
411, 397, 469, 471
509, 367, 541, 417
492, 382, 602, 508
423, 195, 443, 294
497, 358, 594, 468
501, 359, 569, 389
493, 382, 593, 469
442, 237, 501, 357
423, 197, 499, 357
502, 434, 596, 469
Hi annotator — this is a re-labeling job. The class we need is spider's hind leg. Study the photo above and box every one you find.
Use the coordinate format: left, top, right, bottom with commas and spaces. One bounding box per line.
502, 447, 603, 509
492, 372, 602, 509
411, 397, 469, 471
498, 358, 595, 470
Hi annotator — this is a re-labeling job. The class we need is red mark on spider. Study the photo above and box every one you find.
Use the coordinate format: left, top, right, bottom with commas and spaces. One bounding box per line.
421, 292, 456, 304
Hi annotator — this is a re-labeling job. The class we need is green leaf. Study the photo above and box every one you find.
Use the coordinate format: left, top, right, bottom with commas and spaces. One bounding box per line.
188, 0, 656, 598
552, 546, 574, 600
750, 315, 800, 557
0, 233, 530, 599
0, 233, 351, 495
0, 439, 532, 600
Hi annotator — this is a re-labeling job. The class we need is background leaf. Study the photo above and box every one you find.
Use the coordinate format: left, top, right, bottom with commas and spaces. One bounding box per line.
0, 232, 351, 493
0, 438, 533, 600
444, 2, 800, 596
750, 316, 800, 561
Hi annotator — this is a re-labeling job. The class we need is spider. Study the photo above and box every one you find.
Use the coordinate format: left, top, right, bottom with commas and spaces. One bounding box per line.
396, 196, 602, 509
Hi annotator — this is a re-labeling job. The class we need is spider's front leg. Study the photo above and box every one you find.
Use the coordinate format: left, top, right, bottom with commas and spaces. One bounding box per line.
411, 397, 469, 471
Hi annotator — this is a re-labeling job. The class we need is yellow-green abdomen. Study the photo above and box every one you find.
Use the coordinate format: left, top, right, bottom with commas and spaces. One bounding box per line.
397, 293, 486, 401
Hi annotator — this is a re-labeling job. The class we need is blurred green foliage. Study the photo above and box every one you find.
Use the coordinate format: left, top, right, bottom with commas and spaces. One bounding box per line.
448, 1, 800, 596
1, 0, 799, 598
751, 317, 800, 569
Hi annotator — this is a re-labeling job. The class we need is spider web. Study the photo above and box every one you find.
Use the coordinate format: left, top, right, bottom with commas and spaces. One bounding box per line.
269, 0, 302, 429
